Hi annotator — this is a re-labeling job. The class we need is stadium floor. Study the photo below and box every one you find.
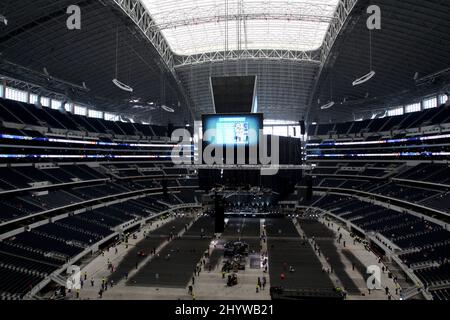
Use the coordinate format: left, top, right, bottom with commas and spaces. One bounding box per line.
223, 217, 261, 252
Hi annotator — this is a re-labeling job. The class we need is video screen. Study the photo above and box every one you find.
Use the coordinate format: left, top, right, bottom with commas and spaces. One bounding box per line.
202, 113, 263, 146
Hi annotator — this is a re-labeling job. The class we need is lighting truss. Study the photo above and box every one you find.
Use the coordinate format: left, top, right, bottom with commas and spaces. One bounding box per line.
175, 49, 321, 67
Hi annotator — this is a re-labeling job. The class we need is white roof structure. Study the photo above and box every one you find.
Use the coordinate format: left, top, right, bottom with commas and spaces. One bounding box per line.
140, 0, 340, 56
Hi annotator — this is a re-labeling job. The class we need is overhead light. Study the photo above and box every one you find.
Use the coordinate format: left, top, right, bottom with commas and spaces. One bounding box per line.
131, 105, 145, 109
112, 78, 133, 92
0, 15, 8, 26
320, 101, 335, 110
161, 105, 174, 113
129, 98, 140, 103
147, 102, 154, 105
352, 71, 376, 86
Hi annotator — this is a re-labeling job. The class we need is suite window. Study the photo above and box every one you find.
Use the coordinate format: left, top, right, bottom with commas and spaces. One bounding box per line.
423, 97, 437, 109
51, 99, 62, 110
263, 126, 273, 135
40, 96, 50, 107
64, 103, 72, 113
288, 125, 301, 138
104, 112, 119, 121
88, 109, 103, 119
29, 93, 39, 105
5, 87, 28, 102
387, 107, 403, 117
74, 105, 87, 116
405, 103, 421, 113
273, 125, 288, 137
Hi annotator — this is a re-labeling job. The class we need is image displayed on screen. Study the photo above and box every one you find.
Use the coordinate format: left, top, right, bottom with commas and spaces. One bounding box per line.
202, 114, 262, 146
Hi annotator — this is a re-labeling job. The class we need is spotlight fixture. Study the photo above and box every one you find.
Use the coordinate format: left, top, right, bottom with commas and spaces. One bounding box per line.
112, 28, 133, 93
112, 78, 133, 92
43, 67, 50, 77
352, 71, 376, 86
320, 101, 335, 110
0, 15, 7, 26
161, 104, 175, 113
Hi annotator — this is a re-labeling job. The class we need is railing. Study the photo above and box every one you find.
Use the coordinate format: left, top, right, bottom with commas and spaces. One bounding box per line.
0, 178, 109, 197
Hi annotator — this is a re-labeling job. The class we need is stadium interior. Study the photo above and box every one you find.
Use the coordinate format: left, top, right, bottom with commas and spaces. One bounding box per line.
0, 0, 449, 302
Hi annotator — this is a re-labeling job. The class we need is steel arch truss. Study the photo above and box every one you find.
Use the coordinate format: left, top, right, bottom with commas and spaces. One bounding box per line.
175, 49, 321, 67
111, 0, 196, 115
112, 0, 176, 72
319, 0, 359, 66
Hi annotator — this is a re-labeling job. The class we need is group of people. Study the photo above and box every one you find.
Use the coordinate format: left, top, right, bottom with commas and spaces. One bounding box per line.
256, 276, 267, 292
187, 249, 211, 299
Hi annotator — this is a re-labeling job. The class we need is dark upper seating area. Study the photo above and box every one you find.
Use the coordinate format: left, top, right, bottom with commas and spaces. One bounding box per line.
0, 164, 107, 192
0, 98, 168, 139
395, 163, 450, 186
307, 161, 450, 219
310, 194, 450, 250
309, 105, 450, 137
